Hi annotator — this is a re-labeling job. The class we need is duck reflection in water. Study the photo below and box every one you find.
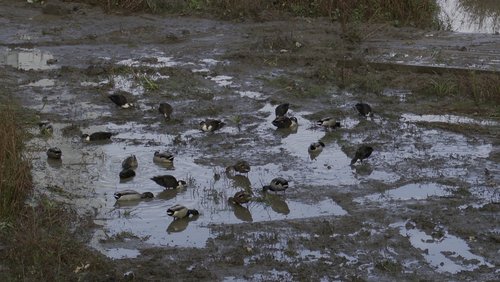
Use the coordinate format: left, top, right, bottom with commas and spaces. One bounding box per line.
157, 189, 181, 201
228, 191, 253, 222
264, 193, 290, 215
166, 214, 200, 234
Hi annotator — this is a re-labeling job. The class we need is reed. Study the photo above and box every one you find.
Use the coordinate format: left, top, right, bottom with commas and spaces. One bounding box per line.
0, 106, 32, 220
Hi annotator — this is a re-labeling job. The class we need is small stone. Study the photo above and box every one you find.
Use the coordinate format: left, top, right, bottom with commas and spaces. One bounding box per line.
123, 271, 135, 279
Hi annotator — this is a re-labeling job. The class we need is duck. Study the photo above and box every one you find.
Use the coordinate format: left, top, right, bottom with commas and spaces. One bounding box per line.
275, 103, 289, 117
151, 175, 186, 189
200, 119, 225, 132
122, 155, 138, 169
350, 145, 373, 165
228, 191, 252, 205
308, 141, 325, 154
46, 147, 62, 160
263, 177, 289, 193
272, 116, 298, 129
355, 103, 373, 117
114, 190, 154, 201
108, 93, 133, 108
226, 160, 250, 175
316, 117, 341, 128
167, 204, 199, 220
38, 121, 53, 135
158, 103, 173, 120
153, 151, 174, 163
81, 132, 114, 142
119, 168, 136, 179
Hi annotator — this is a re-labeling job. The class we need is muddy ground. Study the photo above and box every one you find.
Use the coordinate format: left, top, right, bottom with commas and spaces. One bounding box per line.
1, 0, 499, 281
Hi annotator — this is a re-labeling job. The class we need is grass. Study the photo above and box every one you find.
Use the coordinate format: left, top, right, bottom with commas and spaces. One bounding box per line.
87, 0, 439, 29
1, 200, 113, 281
0, 104, 114, 281
0, 106, 32, 220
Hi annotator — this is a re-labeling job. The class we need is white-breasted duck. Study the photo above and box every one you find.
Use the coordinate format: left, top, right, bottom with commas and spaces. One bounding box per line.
263, 177, 289, 193
228, 191, 252, 205
272, 116, 298, 129
119, 168, 136, 179
226, 160, 250, 175
200, 119, 225, 132
308, 141, 325, 154
355, 103, 373, 117
114, 190, 154, 201
151, 175, 186, 189
81, 132, 114, 142
46, 147, 62, 160
275, 103, 289, 117
167, 204, 199, 220
109, 93, 133, 108
350, 145, 373, 165
158, 103, 173, 120
153, 151, 174, 163
122, 155, 138, 170
316, 117, 341, 128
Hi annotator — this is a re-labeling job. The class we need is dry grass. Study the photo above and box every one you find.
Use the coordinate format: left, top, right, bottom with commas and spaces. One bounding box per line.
1, 200, 114, 281
93, 0, 439, 28
0, 105, 114, 281
0, 107, 32, 220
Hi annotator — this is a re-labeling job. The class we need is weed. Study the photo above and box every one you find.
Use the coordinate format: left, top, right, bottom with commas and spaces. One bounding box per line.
375, 259, 402, 274
93, 1, 439, 29
428, 77, 457, 97
141, 74, 160, 91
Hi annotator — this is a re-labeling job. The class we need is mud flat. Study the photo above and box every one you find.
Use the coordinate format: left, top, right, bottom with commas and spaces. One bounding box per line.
1, 0, 498, 280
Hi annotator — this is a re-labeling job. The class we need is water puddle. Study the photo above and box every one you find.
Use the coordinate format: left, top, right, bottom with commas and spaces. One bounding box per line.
382, 88, 411, 102
66, 119, 350, 255
117, 56, 180, 68
391, 221, 494, 273
224, 270, 293, 281
25, 78, 56, 87
98, 196, 346, 251
0, 47, 58, 70
437, 0, 500, 33
236, 90, 264, 100
208, 75, 234, 87
401, 113, 498, 126
355, 183, 456, 204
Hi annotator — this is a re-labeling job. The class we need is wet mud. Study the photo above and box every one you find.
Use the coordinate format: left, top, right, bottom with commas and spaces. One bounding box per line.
1, 0, 499, 280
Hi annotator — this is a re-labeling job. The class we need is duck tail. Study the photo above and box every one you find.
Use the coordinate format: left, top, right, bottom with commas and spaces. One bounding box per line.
188, 209, 199, 216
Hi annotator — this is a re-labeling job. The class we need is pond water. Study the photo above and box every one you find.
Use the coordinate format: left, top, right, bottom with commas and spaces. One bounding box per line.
437, 0, 500, 33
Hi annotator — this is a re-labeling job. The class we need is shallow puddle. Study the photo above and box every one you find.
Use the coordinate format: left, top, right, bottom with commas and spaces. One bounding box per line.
401, 113, 498, 126
355, 183, 456, 204
0, 47, 58, 70
59, 116, 352, 255
437, 0, 500, 33
25, 78, 56, 87
391, 221, 494, 274
224, 269, 293, 281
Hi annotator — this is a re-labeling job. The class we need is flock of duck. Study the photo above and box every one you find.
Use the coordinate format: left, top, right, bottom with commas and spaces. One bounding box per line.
43, 92, 374, 221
